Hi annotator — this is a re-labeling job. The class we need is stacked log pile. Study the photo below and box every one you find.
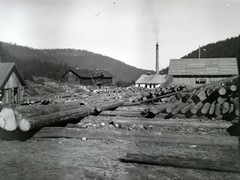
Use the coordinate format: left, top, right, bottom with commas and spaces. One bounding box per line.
0, 75, 239, 135
142, 79, 239, 122
128, 84, 189, 103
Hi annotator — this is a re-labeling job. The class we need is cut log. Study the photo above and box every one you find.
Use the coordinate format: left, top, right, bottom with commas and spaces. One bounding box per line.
19, 106, 94, 132
222, 101, 230, 114
201, 102, 211, 115
214, 103, 221, 117
149, 103, 170, 115
208, 102, 216, 116
13, 100, 86, 121
218, 87, 227, 96
166, 102, 182, 113
171, 102, 191, 115
168, 95, 177, 103
233, 97, 239, 117
77, 115, 231, 129
228, 103, 234, 114
15, 100, 125, 132
99, 110, 143, 118
190, 102, 204, 115
180, 103, 195, 114
94, 100, 124, 112
197, 90, 207, 101
217, 97, 228, 105
33, 127, 239, 146
120, 153, 240, 173
0, 108, 17, 131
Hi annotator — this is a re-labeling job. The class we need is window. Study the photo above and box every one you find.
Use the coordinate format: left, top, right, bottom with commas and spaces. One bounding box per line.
196, 78, 206, 84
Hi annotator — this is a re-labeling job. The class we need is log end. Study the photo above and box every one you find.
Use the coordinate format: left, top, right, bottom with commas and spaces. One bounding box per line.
0, 108, 17, 131
19, 118, 31, 132
0, 116, 5, 129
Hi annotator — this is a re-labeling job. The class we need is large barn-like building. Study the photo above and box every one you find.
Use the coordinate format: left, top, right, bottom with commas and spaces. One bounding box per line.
168, 58, 238, 87
61, 68, 114, 86
0, 63, 26, 105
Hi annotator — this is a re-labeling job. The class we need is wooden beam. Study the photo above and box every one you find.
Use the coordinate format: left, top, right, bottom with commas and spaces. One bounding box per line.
120, 153, 240, 173
33, 127, 239, 147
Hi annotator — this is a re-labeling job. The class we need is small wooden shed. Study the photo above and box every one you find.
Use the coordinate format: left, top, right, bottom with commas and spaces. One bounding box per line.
61, 68, 114, 86
0, 63, 26, 105
168, 58, 238, 87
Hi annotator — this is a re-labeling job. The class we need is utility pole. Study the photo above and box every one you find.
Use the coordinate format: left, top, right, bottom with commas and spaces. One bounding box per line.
199, 45, 201, 59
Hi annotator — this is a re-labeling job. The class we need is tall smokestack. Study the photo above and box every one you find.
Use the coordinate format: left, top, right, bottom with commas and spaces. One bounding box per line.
156, 42, 159, 75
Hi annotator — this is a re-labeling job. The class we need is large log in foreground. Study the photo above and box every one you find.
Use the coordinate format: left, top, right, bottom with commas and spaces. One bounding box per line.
0, 99, 124, 132
18, 106, 93, 132
120, 153, 240, 173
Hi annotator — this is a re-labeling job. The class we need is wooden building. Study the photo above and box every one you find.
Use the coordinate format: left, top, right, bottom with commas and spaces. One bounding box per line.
61, 69, 114, 86
135, 74, 173, 88
168, 58, 238, 87
0, 63, 26, 105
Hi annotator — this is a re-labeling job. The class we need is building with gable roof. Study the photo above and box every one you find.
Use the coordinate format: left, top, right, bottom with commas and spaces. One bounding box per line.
135, 73, 172, 88
0, 63, 26, 105
61, 68, 114, 86
168, 58, 238, 87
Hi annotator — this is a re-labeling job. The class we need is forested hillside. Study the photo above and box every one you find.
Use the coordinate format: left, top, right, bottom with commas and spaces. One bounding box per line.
0, 42, 153, 85
182, 35, 240, 59
0, 43, 71, 81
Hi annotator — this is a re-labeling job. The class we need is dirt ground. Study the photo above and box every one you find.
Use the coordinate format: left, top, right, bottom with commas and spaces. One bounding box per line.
0, 135, 240, 180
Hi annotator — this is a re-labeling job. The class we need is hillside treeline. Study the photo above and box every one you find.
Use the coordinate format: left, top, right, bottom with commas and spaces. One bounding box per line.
0, 42, 71, 81
182, 35, 240, 59
1, 42, 152, 85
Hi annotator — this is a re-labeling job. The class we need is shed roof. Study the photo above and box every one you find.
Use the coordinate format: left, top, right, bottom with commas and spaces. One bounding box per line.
168, 58, 238, 76
63, 68, 113, 78
135, 74, 171, 84
0, 63, 26, 89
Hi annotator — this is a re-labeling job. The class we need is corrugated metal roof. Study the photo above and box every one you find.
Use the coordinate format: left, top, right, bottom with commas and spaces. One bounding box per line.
135, 74, 171, 84
70, 69, 113, 78
168, 58, 238, 76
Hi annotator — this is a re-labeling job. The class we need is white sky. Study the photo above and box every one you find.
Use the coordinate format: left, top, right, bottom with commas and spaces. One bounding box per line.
0, 0, 240, 70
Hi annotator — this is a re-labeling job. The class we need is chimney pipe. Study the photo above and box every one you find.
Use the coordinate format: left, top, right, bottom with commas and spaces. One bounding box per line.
156, 43, 159, 75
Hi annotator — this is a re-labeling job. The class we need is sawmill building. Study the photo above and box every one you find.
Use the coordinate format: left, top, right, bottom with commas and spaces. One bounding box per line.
168, 58, 238, 87
61, 68, 114, 86
0, 63, 26, 105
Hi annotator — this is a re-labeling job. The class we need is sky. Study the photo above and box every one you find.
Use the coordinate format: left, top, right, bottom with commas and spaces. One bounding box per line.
0, 0, 240, 71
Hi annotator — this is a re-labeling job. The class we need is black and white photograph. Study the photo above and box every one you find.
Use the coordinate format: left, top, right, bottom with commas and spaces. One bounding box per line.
0, 0, 240, 179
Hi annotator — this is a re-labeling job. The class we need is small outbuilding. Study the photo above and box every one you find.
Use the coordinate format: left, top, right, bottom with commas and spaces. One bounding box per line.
61, 68, 114, 86
0, 63, 26, 105
135, 74, 173, 88
168, 58, 238, 87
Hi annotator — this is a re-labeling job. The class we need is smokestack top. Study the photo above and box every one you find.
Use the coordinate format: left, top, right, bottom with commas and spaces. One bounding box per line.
156, 42, 159, 75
